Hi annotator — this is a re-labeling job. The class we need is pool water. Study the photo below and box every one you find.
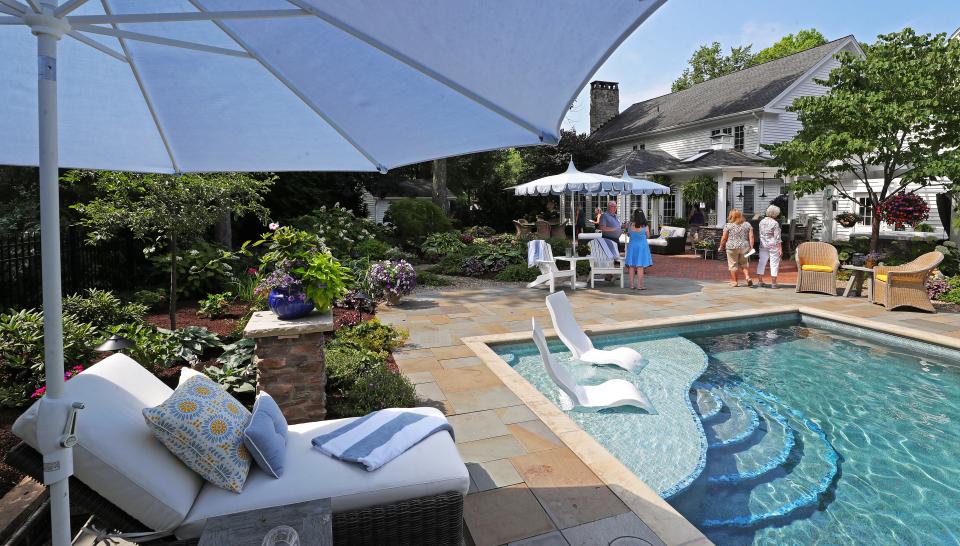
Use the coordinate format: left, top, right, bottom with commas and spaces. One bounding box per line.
494, 318, 960, 545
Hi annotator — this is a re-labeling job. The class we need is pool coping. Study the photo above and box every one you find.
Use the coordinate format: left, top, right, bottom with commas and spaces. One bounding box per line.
461, 305, 960, 546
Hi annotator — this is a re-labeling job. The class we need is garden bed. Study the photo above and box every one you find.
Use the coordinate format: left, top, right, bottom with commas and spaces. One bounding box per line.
145, 301, 249, 336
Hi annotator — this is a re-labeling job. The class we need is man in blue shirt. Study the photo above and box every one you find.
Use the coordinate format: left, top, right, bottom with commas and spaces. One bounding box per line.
598, 200, 622, 243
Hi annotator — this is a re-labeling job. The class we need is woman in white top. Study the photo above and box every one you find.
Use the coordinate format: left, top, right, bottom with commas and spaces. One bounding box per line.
756, 205, 783, 288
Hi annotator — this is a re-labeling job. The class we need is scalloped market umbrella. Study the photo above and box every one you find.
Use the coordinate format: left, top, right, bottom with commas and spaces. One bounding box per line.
0, 1, 667, 543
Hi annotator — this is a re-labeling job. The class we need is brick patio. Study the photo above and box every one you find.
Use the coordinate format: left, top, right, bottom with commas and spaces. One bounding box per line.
378, 276, 960, 546
647, 253, 798, 284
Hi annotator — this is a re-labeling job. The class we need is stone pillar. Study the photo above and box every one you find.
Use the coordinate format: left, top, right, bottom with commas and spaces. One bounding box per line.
243, 311, 334, 424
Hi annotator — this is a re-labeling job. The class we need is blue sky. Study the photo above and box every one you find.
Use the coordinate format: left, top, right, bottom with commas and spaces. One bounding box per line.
563, 0, 960, 132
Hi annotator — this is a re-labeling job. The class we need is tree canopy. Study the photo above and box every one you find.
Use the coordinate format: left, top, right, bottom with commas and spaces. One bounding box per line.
764, 29, 960, 251
671, 29, 827, 92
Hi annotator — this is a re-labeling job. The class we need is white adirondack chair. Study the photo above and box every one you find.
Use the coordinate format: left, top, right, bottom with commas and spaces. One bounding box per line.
531, 319, 653, 412
587, 239, 625, 288
545, 291, 647, 372
526, 240, 576, 293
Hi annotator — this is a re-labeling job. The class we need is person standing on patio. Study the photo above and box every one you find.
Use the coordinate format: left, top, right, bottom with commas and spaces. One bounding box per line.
625, 209, 653, 290
757, 205, 783, 288
575, 204, 586, 238
598, 200, 623, 245
718, 209, 755, 287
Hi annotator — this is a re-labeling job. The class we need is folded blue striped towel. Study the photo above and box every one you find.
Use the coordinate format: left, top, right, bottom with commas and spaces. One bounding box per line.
311, 408, 454, 471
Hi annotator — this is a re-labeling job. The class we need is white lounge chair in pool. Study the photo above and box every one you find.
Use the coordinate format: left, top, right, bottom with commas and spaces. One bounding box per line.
526, 239, 576, 293
531, 318, 653, 412
545, 291, 647, 372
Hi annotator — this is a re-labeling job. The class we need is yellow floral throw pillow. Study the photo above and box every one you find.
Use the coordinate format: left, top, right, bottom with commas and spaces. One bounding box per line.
143, 375, 252, 493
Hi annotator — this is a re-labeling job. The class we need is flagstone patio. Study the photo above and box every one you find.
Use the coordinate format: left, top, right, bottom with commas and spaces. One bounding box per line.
378, 277, 960, 546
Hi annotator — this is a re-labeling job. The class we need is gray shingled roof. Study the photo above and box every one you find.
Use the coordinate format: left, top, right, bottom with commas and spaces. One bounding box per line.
585, 148, 769, 175
591, 36, 854, 143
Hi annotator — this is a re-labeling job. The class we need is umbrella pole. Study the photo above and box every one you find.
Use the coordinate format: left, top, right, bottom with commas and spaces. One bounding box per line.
34, 11, 74, 546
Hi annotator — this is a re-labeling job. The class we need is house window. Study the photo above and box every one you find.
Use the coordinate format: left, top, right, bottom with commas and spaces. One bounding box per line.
734, 125, 744, 151
742, 185, 755, 216
631, 144, 646, 151
858, 197, 874, 227
711, 127, 732, 137
662, 190, 676, 225
632, 145, 637, 151
639, 143, 645, 150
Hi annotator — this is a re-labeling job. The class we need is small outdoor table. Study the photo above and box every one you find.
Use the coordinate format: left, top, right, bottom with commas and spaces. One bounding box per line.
842, 265, 874, 301
198, 499, 332, 546
555, 255, 591, 289
695, 248, 716, 260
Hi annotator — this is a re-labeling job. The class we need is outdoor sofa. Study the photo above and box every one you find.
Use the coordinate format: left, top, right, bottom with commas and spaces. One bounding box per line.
648, 225, 686, 255
7, 354, 468, 545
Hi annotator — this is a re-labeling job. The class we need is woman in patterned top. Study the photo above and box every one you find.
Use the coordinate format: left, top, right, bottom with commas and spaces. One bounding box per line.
718, 208, 755, 287
756, 205, 783, 288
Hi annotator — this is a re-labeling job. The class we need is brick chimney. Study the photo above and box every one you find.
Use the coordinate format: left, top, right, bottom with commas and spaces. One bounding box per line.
590, 81, 619, 133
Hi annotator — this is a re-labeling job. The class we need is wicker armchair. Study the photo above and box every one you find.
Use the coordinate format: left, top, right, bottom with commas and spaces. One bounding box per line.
535, 219, 552, 239
795, 242, 839, 296
872, 251, 944, 312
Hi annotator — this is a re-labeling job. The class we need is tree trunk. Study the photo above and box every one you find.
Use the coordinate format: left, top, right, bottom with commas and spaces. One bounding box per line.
432, 158, 449, 213
213, 211, 232, 249
870, 212, 881, 253
169, 235, 178, 330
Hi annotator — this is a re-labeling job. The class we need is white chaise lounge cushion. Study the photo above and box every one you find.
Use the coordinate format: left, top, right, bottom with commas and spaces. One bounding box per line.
175, 407, 468, 540
13, 354, 204, 532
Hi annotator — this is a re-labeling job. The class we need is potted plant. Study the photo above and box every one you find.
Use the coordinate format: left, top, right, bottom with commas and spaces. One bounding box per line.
835, 211, 861, 228
694, 239, 715, 250
367, 260, 417, 305
246, 225, 351, 320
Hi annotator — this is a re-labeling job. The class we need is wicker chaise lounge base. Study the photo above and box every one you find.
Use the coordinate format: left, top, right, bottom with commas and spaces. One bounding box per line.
6, 443, 464, 546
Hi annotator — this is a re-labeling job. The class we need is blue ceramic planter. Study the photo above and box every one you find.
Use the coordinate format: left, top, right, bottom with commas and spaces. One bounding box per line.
268, 288, 315, 320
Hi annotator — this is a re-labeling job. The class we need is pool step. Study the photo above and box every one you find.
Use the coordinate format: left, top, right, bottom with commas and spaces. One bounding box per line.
690, 384, 723, 421
704, 389, 760, 449
672, 382, 841, 530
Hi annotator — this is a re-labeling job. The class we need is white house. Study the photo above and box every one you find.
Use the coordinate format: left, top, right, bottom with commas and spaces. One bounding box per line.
360, 178, 456, 224
586, 35, 952, 242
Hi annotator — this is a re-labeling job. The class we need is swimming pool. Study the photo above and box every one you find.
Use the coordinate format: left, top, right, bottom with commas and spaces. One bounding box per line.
493, 315, 960, 545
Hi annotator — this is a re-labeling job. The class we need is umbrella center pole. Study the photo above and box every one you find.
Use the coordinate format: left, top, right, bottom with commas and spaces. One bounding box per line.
32, 10, 77, 546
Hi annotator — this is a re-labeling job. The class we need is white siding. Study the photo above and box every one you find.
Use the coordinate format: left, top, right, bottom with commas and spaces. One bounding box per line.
761, 43, 858, 147
809, 180, 945, 240
608, 115, 760, 161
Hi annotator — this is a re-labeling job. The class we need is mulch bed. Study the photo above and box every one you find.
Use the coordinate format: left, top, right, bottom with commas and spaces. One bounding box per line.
0, 409, 26, 499
145, 301, 247, 336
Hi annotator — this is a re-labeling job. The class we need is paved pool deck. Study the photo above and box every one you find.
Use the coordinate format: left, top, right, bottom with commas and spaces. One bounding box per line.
378, 277, 960, 546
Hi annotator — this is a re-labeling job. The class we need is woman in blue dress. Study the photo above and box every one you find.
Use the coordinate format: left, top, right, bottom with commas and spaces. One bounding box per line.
625, 209, 653, 290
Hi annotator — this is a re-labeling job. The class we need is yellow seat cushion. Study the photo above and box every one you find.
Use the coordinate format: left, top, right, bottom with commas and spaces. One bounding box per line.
801, 264, 834, 272
875, 274, 887, 282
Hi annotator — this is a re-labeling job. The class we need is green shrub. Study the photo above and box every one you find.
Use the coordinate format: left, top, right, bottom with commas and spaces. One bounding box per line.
132, 288, 167, 311
325, 346, 416, 419
105, 323, 179, 373
545, 237, 570, 256
290, 204, 384, 259
432, 253, 466, 275
333, 319, 409, 358
0, 309, 99, 408
914, 223, 934, 233
197, 292, 232, 319
152, 241, 240, 298
383, 198, 451, 246
495, 264, 539, 282
416, 270, 452, 286
354, 238, 393, 260
203, 338, 257, 396
422, 232, 467, 258
62, 288, 147, 330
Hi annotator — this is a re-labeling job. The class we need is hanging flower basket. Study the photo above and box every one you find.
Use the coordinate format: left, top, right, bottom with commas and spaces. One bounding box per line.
877, 194, 929, 230
367, 260, 417, 305
835, 212, 861, 228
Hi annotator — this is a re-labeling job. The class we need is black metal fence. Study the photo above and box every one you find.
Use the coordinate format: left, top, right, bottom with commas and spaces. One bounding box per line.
0, 227, 145, 311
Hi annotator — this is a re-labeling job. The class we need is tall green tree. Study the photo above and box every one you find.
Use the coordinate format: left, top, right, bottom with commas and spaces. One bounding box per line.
69, 171, 275, 328
672, 42, 754, 92
765, 29, 960, 252
749, 29, 827, 67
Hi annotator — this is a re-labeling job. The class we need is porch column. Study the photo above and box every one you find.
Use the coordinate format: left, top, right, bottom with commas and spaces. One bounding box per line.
641, 195, 649, 216
821, 187, 835, 243
785, 176, 796, 221
716, 177, 728, 227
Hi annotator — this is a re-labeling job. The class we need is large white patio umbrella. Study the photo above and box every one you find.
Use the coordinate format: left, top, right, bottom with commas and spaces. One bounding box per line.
512, 161, 668, 237
0, 1, 666, 543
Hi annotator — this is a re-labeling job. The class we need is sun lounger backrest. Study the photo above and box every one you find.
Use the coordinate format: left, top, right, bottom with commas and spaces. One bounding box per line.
13, 353, 204, 532
531, 319, 581, 403
545, 292, 593, 358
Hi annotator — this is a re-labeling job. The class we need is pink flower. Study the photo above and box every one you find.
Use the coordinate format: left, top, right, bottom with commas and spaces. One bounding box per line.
247, 268, 258, 276
269, 222, 280, 231
31, 386, 46, 399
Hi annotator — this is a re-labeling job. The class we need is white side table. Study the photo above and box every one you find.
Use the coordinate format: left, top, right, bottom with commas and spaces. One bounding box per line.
554, 255, 591, 289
